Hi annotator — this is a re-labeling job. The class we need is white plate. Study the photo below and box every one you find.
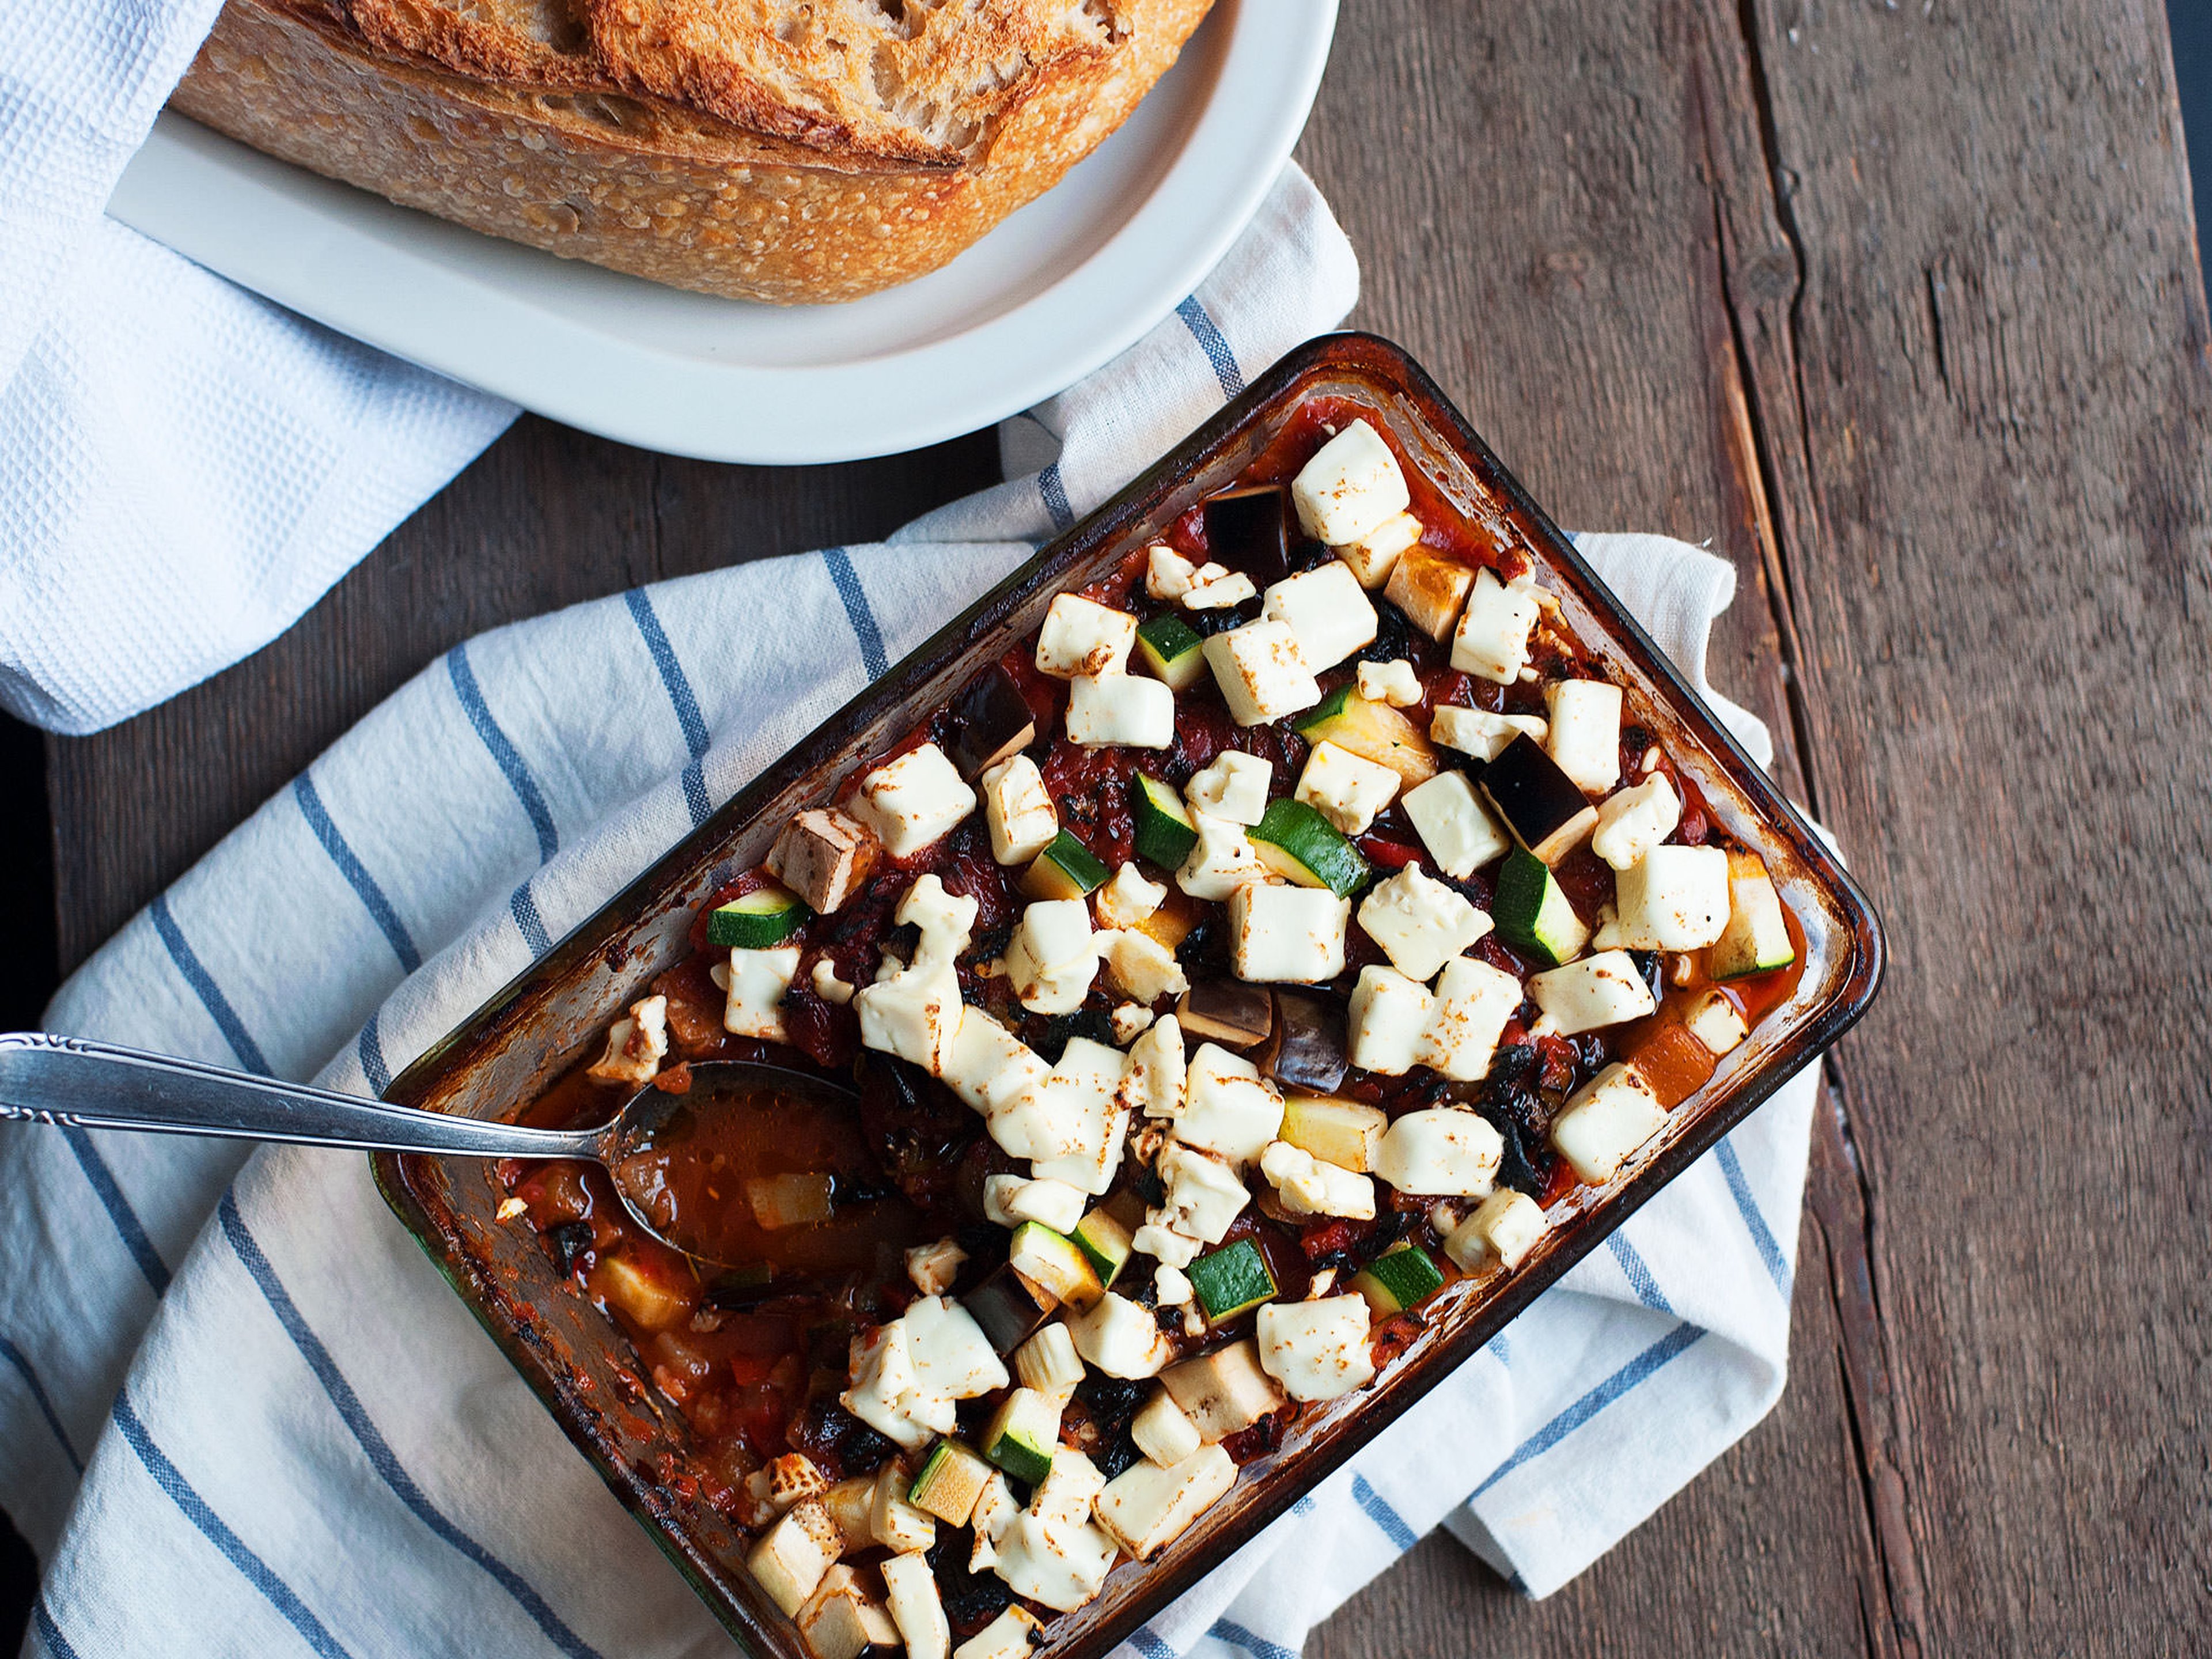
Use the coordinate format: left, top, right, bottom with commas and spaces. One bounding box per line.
107, 0, 1336, 464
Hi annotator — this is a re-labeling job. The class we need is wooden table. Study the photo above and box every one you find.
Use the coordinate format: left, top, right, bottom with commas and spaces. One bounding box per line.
30, 1, 2212, 1652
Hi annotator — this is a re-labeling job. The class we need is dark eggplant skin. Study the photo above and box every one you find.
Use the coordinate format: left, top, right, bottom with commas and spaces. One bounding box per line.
958, 1263, 1051, 1355
1265, 988, 1349, 1093
1177, 980, 1274, 1048
1202, 485, 1292, 587
945, 664, 1037, 781
1479, 733, 1598, 863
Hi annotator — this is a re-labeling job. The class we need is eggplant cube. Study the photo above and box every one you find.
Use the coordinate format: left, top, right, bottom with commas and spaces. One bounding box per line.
1479, 734, 1599, 865
1203, 484, 1294, 585
946, 664, 1039, 779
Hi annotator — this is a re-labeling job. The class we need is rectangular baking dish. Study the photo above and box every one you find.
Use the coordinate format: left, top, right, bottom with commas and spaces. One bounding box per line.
375, 331, 1884, 1658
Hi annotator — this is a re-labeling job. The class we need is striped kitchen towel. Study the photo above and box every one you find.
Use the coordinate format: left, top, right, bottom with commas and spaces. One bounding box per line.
1, 171, 1817, 1659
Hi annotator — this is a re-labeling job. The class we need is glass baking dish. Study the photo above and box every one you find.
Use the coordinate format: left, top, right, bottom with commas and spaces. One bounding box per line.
374, 331, 1884, 1658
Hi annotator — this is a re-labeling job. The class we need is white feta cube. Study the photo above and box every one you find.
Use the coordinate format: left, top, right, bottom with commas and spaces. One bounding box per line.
587, 995, 669, 1086
1683, 987, 1749, 1055
1294, 740, 1401, 836
1430, 704, 1547, 763
1336, 510, 1423, 589
1355, 863, 1492, 980
1067, 1293, 1175, 1380
1258, 1140, 1376, 1219
1414, 956, 1522, 1082
1097, 927, 1190, 1006
988, 1036, 1126, 1165
1066, 673, 1174, 749
1255, 1295, 1376, 1402
713, 948, 800, 1042
1612, 844, 1732, 949
1094, 1445, 1237, 1560
1028, 1103, 1130, 1196
840, 1323, 947, 1451
1176, 1043, 1285, 1165
749, 1499, 843, 1616
811, 959, 855, 1005
1450, 567, 1541, 684
898, 873, 978, 965
1153, 1264, 1194, 1306
1589, 773, 1682, 871
1385, 547, 1476, 641
1401, 769, 1511, 878
850, 743, 977, 858
1095, 862, 1166, 929
1131, 1389, 1203, 1467
1034, 594, 1137, 680
1347, 965, 1434, 1075
952, 1607, 1041, 1659
1131, 1223, 1200, 1269
1184, 751, 1272, 826
991, 1509, 1118, 1613
1544, 679, 1623, 794
1263, 561, 1379, 671
1290, 418, 1410, 545
1152, 1142, 1249, 1244
1551, 1062, 1668, 1184
1126, 1013, 1188, 1117
1528, 949, 1657, 1035
1203, 621, 1322, 727
997, 1176, 1088, 1234
1227, 882, 1349, 985
881, 1554, 952, 1659
941, 1011, 1051, 1115
904, 1295, 1012, 1400
854, 958, 964, 1073
1443, 1188, 1548, 1271
870, 1462, 940, 1554
906, 1237, 968, 1297
1181, 566, 1257, 610
1373, 1107, 1503, 1196
1355, 657, 1423, 707
1177, 811, 1273, 900
1146, 543, 1201, 600
981, 756, 1058, 866
1003, 898, 1098, 1014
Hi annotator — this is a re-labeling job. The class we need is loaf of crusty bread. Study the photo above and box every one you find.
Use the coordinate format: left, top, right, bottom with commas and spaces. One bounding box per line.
171, 0, 1214, 304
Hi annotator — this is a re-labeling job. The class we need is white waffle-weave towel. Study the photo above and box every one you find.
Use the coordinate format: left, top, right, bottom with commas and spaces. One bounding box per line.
0, 0, 518, 735
1, 178, 1816, 1659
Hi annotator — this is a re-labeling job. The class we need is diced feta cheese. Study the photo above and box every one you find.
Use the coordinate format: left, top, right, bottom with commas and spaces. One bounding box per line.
1683, 987, 1749, 1055
1034, 593, 1137, 680
882, 1553, 952, 1659
1384, 546, 1476, 639
1430, 704, 1547, 763
906, 1237, 968, 1297
715, 948, 800, 1041
767, 808, 880, 915
1356, 657, 1423, 706
1589, 772, 1681, 870
1185, 751, 1273, 825
988, 1036, 1126, 1165
766, 1452, 832, 1512
1094, 1445, 1237, 1560
1373, 1107, 1504, 1196
1450, 567, 1541, 683
1152, 1142, 1250, 1244
1259, 1140, 1376, 1219
1028, 1103, 1130, 1196
1176, 1043, 1285, 1164
1263, 561, 1379, 671
1347, 964, 1435, 1075
854, 957, 963, 1073
1443, 1188, 1548, 1271
1203, 620, 1323, 726
797, 1564, 901, 1659
941, 1010, 1051, 1115
1066, 673, 1174, 748
839, 1323, 948, 1451
811, 959, 855, 1004
1400, 769, 1512, 878
1112, 1002, 1156, 1043
1153, 1265, 1194, 1307
749, 1499, 843, 1616
1177, 810, 1274, 900
850, 743, 977, 858
899, 873, 978, 965
1161, 1338, 1286, 1441
1356, 863, 1492, 980
1146, 543, 1201, 599
999, 1176, 1089, 1233
1529, 949, 1657, 1035
991, 1509, 1118, 1613
982, 1173, 1027, 1228
1003, 897, 1098, 1014
1255, 1295, 1376, 1402
1415, 956, 1522, 1081
1551, 1062, 1668, 1184
1131, 1389, 1203, 1467
1544, 680, 1622, 794
1067, 1293, 1175, 1379
1227, 882, 1350, 984
1294, 740, 1401, 836
904, 1295, 1012, 1400
870, 1462, 940, 1555
1097, 927, 1190, 1005
1126, 1014, 1188, 1118
969, 1472, 1020, 1569
1612, 844, 1732, 949
980, 756, 1058, 866
1290, 418, 1410, 544
1096, 861, 1167, 929
1336, 510, 1423, 589
952, 1606, 1043, 1659
586, 995, 668, 1086
1181, 566, 1259, 610
1131, 1222, 1200, 1269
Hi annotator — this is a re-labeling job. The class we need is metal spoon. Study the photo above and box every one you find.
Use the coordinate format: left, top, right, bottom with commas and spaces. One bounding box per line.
0, 1031, 856, 1266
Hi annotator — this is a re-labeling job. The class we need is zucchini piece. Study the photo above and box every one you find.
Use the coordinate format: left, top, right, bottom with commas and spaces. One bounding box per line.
980, 1388, 1061, 1486
1292, 685, 1438, 786
1007, 1221, 1105, 1311
908, 1439, 993, 1526
1135, 614, 1208, 691
1070, 1208, 1134, 1290
1133, 775, 1200, 869
1278, 1094, 1388, 1173
1710, 851, 1796, 980
1021, 831, 1111, 902
1249, 798, 1372, 897
1479, 734, 1598, 865
1492, 848, 1590, 967
706, 882, 808, 949
1186, 1239, 1278, 1323
1350, 1242, 1446, 1316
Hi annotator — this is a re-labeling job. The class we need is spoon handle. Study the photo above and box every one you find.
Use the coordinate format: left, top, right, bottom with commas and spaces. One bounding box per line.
0, 1032, 603, 1162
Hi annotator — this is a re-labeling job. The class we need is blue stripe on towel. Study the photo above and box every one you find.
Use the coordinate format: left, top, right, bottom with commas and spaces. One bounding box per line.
1209, 1618, 1299, 1659
32, 1599, 82, 1659
509, 884, 552, 957
1038, 461, 1075, 532
1607, 1232, 1674, 1315
821, 547, 889, 679
149, 893, 270, 1075
112, 1390, 358, 1659
357, 1012, 392, 1096
218, 1195, 609, 1659
1128, 1627, 1176, 1659
1351, 1472, 1418, 1550
293, 775, 421, 973
1472, 1322, 1706, 1499
622, 588, 713, 825
447, 644, 558, 862
0, 1334, 82, 1472
1716, 1138, 1793, 1296
1176, 296, 1245, 398
59, 1126, 169, 1294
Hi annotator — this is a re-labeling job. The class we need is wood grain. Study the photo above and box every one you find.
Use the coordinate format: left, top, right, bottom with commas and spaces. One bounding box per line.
36, 0, 2212, 1652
